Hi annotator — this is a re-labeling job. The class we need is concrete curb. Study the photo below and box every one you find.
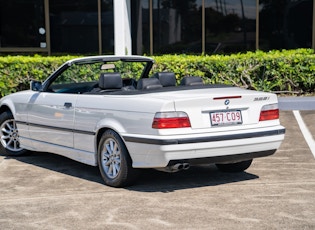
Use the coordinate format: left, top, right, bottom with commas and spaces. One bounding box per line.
278, 97, 315, 110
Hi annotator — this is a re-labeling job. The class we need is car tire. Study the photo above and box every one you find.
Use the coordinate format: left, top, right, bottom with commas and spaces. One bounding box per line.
0, 111, 28, 156
215, 159, 253, 173
98, 130, 139, 187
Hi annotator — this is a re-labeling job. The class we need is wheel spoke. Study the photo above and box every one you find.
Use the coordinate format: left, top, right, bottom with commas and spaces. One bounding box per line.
108, 163, 114, 176
114, 157, 121, 164
1, 127, 10, 135
13, 140, 18, 149
6, 138, 13, 147
1, 135, 9, 140
5, 122, 11, 130
109, 140, 114, 152
113, 162, 120, 176
100, 136, 123, 179
113, 164, 118, 177
105, 143, 112, 155
103, 151, 110, 159
0, 118, 23, 152
6, 123, 14, 133
113, 142, 118, 153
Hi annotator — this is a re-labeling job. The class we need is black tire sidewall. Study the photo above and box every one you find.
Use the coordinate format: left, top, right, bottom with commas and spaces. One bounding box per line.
97, 130, 138, 187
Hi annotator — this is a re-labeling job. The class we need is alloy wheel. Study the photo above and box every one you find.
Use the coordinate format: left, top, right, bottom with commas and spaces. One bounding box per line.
0, 119, 23, 152
100, 137, 121, 179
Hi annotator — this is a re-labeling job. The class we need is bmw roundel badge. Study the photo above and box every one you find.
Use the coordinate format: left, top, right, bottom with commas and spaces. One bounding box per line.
224, 99, 230, 105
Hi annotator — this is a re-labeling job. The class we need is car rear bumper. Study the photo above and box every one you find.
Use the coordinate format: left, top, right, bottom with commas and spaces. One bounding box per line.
123, 126, 285, 168
167, 149, 276, 166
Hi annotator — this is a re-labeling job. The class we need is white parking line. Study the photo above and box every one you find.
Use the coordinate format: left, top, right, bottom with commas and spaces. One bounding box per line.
293, 110, 315, 158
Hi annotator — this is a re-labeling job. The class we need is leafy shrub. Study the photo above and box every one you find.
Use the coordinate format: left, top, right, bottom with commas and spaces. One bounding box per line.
0, 55, 77, 96
153, 49, 315, 94
0, 49, 314, 98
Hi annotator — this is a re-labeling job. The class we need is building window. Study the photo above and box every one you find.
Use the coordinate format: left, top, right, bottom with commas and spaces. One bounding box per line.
132, 0, 257, 55
49, 0, 98, 54
259, 0, 313, 51
1, 0, 313, 55
131, 0, 202, 54
101, 0, 114, 54
131, 0, 203, 55
204, 0, 256, 54
152, 0, 202, 54
0, 0, 46, 48
49, 0, 114, 54
131, 0, 150, 55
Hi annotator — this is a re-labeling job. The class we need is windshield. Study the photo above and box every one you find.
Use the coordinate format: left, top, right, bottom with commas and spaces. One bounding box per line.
45, 59, 151, 94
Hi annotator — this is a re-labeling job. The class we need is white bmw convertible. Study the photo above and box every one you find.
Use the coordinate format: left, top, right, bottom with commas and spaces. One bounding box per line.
0, 56, 285, 187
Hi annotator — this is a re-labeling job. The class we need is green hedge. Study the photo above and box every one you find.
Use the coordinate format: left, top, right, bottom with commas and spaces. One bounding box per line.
0, 55, 78, 97
153, 49, 315, 94
0, 49, 314, 98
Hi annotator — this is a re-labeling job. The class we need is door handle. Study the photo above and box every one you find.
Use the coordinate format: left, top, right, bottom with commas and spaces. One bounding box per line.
64, 102, 72, 108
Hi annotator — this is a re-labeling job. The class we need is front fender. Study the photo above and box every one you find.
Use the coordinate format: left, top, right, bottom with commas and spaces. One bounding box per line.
0, 91, 34, 122
0, 98, 16, 117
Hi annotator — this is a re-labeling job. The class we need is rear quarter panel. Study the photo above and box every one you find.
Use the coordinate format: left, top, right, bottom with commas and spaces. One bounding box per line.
74, 94, 176, 134
73, 94, 176, 152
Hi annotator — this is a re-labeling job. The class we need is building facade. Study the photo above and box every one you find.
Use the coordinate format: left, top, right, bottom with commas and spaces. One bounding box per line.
0, 0, 314, 56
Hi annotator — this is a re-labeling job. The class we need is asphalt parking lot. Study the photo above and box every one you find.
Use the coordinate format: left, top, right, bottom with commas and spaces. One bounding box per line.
0, 110, 315, 230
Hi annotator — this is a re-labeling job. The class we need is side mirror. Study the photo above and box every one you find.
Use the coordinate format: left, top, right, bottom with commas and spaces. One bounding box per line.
30, 80, 43, 91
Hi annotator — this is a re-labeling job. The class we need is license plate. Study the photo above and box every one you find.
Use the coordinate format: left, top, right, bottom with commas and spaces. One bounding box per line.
210, 110, 242, 126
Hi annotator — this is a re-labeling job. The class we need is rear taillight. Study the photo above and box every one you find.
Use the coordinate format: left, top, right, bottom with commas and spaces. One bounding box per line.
152, 112, 191, 129
259, 104, 279, 121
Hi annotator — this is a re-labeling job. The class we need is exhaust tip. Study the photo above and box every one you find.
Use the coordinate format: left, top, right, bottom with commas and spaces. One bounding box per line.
155, 163, 191, 173
182, 163, 190, 170
173, 163, 184, 171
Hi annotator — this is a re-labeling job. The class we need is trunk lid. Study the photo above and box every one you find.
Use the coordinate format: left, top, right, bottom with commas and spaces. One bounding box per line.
150, 87, 278, 130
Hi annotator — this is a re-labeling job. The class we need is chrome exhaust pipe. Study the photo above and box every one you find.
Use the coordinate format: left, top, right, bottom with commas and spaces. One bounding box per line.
172, 163, 184, 171
182, 163, 190, 170
155, 163, 190, 173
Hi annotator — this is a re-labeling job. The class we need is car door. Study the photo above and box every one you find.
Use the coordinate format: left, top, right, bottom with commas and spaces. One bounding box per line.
27, 92, 77, 148
26, 59, 103, 149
